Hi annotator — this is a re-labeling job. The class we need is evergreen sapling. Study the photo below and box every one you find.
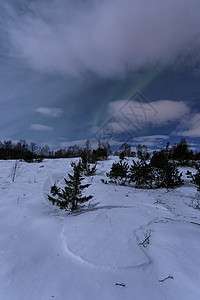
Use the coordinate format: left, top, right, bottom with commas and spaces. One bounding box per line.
129, 160, 154, 188
186, 165, 200, 191
106, 160, 129, 185
48, 162, 93, 211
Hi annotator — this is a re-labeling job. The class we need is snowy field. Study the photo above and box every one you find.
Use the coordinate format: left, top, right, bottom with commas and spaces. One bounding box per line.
0, 157, 200, 300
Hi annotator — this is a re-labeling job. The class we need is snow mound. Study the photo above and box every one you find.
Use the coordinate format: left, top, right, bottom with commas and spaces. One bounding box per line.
62, 211, 150, 268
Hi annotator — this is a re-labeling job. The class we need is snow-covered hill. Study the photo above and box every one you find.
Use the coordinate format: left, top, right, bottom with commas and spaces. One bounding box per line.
0, 158, 200, 300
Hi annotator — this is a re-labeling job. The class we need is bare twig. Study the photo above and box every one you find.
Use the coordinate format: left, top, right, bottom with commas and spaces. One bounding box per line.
159, 275, 174, 282
184, 197, 200, 210
139, 230, 152, 248
190, 221, 200, 226
10, 161, 22, 182
154, 199, 165, 205
115, 283, 126, 287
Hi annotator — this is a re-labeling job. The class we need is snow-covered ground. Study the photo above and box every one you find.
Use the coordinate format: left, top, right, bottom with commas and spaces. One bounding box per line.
0, 157, 200, 300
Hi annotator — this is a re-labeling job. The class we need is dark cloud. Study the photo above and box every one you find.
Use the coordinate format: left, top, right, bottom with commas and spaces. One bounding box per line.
2, 0, 200, 77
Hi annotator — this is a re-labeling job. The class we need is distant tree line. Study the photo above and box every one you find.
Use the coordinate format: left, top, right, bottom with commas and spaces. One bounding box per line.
1, 137, 200, 166
0, 139, 111, 162
0, 140, 40, 161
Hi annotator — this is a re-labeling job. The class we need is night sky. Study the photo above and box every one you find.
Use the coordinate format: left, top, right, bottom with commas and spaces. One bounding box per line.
1, 0, 200, 150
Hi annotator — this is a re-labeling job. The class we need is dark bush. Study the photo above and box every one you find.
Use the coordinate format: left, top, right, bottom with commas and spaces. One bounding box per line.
187, 166, 200, 191
129, 160, 154, 188
107, 160, 129, 185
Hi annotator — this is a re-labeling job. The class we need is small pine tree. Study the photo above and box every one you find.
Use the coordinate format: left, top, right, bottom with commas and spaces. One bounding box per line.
23, 151, 36, 163
120, 143, 131, 157
186, 166, 200, 191
136, 144, 150, 161
84, 163, 97, 176
129, 160, 154, 188
80, 152, 97, 176
48, 163, 93, 211
170, 139, 193, 166
91, 140, 110, 162
155, 161, 183, 189
119, 151, 125, 160
150, 144, 169, 169
107, 160, 129, 185
151, 144, 183, 189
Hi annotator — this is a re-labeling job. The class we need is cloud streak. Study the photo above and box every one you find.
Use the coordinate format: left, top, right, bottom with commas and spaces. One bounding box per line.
30, 124, 53, 131
33, 107, 62, 117
3, 0, 200, 77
